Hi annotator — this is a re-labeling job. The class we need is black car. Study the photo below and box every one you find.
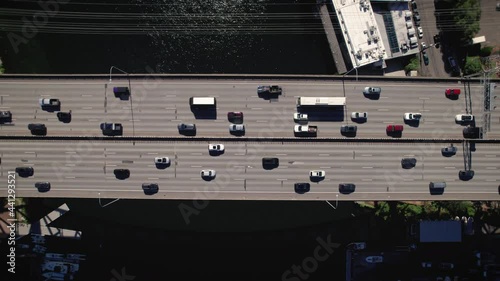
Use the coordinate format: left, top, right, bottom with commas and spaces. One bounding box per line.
294, 183, 310, 194
113, 87, 130, 98
262, 157, 279, 169
114, 169, 130, 180
16, 167, 34, 177
178, 123, 196, 135
257, 85, 282, 95
339, 183, 356, 194
459, 170, 474, 181
57, 111, 71, 123
28, 123, 47, 136
401, 158, 417, 169
441, 145, 457, 157
340, 125, 357, 137
463, 126, 481, 139
35, 182, 51, 192
142, 183, 159, 195
227, 112, 244, 124
0, 111, 12, 123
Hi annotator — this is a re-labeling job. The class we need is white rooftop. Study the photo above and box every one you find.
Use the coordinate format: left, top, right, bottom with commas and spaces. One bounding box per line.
332, 0, 388, 68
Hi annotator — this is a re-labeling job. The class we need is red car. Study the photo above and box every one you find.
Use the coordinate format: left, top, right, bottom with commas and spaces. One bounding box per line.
227, 111, 243, 121
445, 88, 461, 97
386, 124, 404, 133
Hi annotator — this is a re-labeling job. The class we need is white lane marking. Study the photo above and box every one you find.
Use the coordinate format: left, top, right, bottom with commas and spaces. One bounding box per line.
25, 152, 35, 154
106, 164, 117, 167
256, 120, 268, 123
252, 108, 262, 110
277, 179, 288, 181
362, 179, 373, 181
148, 177, 159, 180
486, 167, 497, 169
82, 107, 93, 110
361, 154, 373, 157
320, 166, 331, 169
190, 153, 202, 155
444, 166, 456, 169
362, 167, 373, 169
82, 94, 93, 97
378, 109, 389, 112
276, 153, 287, 156
319, 154, 330, 156
65, 176, 76, 179
191, 165, 202, 168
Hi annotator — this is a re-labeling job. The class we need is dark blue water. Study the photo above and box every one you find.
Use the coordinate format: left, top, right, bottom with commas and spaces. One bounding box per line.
0, 0, 335, 74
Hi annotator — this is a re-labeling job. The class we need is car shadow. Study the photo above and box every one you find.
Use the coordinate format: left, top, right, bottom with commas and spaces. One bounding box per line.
191, 108, 217, 120
208, 151, 224, 157
310, 177, 324, 183
446, 95, 459, 101
404, 120, 420, 128
297, 108, 344, 122
41, 106, 61, 112
363, 94, 380, 100
429, 188, 444, 195
155, 163, 170, 169
340, 131, 357, 138
258, 93, 281, 100
179, 130, 197, 136
387, 132, 403, 138
230, 131, 245, 137
351, 118, 367, 124
114, 169, 130, 180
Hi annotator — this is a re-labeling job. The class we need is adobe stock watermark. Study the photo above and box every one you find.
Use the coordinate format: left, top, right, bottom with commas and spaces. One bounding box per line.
282, 234, 340, 281
178, 105, 291, 225
110, 267, 135, 281
8, 0, 70, 54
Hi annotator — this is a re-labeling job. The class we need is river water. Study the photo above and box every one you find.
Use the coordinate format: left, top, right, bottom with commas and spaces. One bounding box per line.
0, 0, 335, 74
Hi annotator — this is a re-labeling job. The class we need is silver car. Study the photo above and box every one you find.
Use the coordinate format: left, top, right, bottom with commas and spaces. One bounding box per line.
351, 112, 367, 121
201, 169, 216, 180
363, 87, 381, 95
229, 124, 245, 133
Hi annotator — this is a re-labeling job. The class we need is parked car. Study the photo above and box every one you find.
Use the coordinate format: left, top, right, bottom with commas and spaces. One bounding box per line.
16, 167, 34, 177
178, 123, 196, 135
351, 112, 367, 122
423, 53, 429, 65
310, 170, 325, 179
35, 182, 51, 192
439, 262, 454, 270
417, 26, 423, 38
227, 112, 243, 124
154, 157, 170, 165
142, 183, 159, 195
293, 113, 308, 122
208, 144, 225, 153
401, 158, 417, 169
445, 88, 461, 97
421, 262, 432, 268
352, 242, 366, 250
294, 182, 310, 194
455, 114, 474, 124
404, 113, 422, 121
386, 124, 404, 133
0, 111, 12, 123
441, 145, 457, 157
229, 124, 245, 134
262, 157, 279, 169
421, 41, 427, 51
201, 169, 216, 180
366, 256, 383, 263
100, 123, 122, 136
339, 183, 356, 194
28, 123, 47, 136
448, 56, 459, 72
363, 87, 381, 95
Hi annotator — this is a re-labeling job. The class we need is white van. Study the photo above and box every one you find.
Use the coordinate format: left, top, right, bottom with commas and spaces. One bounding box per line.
408, 28, 415, 38
189, 97, 216, 108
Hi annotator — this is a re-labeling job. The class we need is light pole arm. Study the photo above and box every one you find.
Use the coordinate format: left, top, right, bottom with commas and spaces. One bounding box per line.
109, 66, 129, 82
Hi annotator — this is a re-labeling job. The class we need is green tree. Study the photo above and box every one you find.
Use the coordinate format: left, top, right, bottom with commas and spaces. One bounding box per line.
405, 56, 419, 73
452, 0, 481, 40
464, 56, 482, 75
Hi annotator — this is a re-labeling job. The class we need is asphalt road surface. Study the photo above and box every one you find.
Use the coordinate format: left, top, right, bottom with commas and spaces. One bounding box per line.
0, 79, 497, 139
1, 140, 498, 200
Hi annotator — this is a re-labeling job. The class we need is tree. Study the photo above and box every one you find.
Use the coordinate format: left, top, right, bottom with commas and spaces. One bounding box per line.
464, 56, 482, 75
405, 56, 419, 73
452, 0, 481, 40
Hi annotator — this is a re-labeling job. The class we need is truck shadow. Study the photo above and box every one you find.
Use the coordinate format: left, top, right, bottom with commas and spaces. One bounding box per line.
191, 108, 217, 120
297, 108, 344, 122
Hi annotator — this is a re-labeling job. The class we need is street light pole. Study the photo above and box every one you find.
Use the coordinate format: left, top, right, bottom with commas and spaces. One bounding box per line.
109, 66, 135, 141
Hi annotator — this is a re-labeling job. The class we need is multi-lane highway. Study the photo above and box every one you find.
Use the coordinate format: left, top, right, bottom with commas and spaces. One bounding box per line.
0, 78, 498, 201
0, 79, 497, 139
1, 140, 498, 200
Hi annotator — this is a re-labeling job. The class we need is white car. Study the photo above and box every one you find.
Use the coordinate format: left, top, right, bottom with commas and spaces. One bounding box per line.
293, 113, 308, 122
363, 87, 381, 95
201, 169, 216, 179
229, 124, 245, 133
208, 144, 225, 152
309, 170, 325, 179
417, 26, 423, 38
365, 256, 383, 263
404, 112, 422, 121
351, 112, 368, 121
455, 114, 474, 124
154, 157, 170, 165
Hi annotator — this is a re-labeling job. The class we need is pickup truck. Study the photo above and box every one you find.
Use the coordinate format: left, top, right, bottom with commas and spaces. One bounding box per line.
100, 122, 123, 135
294, 125, 317, 136
257, 85, 282, 95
